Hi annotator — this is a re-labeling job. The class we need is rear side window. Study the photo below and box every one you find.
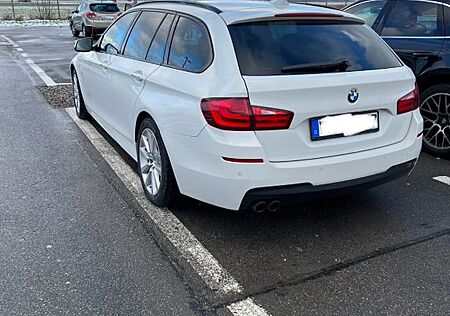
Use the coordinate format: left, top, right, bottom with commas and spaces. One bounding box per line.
123, 11, 165, 60
89, 4, 120, 13
345, 0, 386, 27
147, 14, 175, 64
381, 1, 443, 36
229, 21, 402, 76
168, 17, 212, 72
446, 6, 450, 35
100, 11, 137, 54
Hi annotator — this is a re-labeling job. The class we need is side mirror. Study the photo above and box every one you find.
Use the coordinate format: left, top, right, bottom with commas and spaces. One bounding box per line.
74, 38, 93, 52
72, 9, 79, 14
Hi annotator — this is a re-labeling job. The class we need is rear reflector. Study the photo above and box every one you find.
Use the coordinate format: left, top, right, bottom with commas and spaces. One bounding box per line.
222, 157, 264, 163
201, 98, 293, 131
397, 83, 420, 114
274, 13, 343, 18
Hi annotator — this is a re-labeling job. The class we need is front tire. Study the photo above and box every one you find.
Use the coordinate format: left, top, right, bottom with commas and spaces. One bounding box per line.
420, 84, 450, 157
137, 118, 177, 207
71, 69, 88, 120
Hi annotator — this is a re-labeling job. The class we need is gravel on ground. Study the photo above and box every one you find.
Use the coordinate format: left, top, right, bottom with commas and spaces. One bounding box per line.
38, 84, 74, 108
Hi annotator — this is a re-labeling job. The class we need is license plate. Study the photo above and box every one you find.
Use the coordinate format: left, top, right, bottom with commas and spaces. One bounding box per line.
310, 111, 379, 141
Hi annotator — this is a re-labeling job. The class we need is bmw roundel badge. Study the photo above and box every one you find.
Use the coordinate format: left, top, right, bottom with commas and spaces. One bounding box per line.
348, 89, 359, 103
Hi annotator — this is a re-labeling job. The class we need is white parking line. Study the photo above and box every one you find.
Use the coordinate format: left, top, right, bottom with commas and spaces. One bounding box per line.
1, 35, 56, 87
433, 176, 450, 186
1, 35, 18, 47
24, 59, 57, 86
65, 108, 271, 315
227, 298, 272, 316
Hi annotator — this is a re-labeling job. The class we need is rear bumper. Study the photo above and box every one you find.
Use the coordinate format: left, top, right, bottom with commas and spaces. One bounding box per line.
83, 19, 113, 34
163, 110, 423, 210
239, 159, 416, 210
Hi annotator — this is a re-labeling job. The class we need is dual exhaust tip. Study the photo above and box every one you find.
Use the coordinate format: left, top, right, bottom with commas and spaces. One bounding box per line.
251, 200, 281, 213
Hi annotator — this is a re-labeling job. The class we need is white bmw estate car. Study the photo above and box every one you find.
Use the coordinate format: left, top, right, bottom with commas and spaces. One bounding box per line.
71, 0, 423, 211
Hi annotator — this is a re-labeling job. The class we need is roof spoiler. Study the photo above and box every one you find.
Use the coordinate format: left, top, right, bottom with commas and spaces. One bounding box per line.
229, 12, 365, 25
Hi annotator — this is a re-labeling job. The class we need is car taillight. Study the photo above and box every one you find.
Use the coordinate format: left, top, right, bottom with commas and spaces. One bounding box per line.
252, 105, 293, 130
397, 83, 420, 114
201, 98, 293, 131
85, 12, 98, 19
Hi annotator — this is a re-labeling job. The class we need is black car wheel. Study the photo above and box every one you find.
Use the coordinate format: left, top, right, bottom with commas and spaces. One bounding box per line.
420, 84, 450, 157
70, 23, 80, 37
82, 24, 92, 38
71, 69, 89, 120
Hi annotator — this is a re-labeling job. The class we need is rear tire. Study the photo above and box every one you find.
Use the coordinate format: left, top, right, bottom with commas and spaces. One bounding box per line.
70, 23, 80, 37
137, 118, 177, 207
82, 24, 92, 38
420, 84, 450, 157
71, 69, 89, 120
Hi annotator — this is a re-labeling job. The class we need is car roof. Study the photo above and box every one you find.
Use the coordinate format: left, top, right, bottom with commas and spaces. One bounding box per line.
135, 0, 362, 24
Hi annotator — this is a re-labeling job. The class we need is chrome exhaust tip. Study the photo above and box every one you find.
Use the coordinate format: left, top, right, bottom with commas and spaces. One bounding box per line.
267, 200, 281, 212
252, 201, 267, 213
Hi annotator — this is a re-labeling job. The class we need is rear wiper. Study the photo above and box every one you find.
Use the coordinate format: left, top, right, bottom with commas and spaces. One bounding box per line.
281, 59, 350, 74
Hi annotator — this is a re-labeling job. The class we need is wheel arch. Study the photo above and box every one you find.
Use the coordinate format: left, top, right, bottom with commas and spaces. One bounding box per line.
417, 68, 450, 94
135, 111, 155, 143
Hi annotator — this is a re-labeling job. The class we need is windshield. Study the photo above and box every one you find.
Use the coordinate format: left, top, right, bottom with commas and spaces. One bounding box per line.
89, 4, 120, 13
229, 21, 402, 76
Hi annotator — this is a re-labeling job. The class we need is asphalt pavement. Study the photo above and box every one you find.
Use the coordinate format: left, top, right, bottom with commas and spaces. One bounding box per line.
1, 26, 449, 316
0, 31, 203, 316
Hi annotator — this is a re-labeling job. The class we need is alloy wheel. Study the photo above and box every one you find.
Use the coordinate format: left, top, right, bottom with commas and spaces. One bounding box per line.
72, 73, 80, 115
139, 128, 162, 196
421, 93, 450, 150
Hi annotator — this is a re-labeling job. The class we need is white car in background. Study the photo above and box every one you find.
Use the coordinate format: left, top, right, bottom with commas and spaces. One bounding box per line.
70, 0, 423, 211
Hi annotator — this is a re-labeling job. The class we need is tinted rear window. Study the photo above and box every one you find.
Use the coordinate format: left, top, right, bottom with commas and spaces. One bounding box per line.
90, 4, 119, 13
229, 21, 402, 76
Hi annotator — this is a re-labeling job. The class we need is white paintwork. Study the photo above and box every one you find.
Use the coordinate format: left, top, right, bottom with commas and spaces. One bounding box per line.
71, 0, 423, 210
433, 176, 450, 186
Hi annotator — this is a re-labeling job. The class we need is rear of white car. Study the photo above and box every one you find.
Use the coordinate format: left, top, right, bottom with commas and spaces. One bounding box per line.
163, 7, 423, 211
71, 1, 423, 211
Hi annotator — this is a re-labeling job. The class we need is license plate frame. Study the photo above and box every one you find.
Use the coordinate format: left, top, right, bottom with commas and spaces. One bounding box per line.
310, 111, 380, 141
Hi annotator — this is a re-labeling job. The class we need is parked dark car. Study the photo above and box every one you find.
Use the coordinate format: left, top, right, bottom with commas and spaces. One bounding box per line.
345, 0, 450, 157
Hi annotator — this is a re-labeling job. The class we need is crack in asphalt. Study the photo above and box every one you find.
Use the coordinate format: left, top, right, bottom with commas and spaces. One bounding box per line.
212, 227, 450, 310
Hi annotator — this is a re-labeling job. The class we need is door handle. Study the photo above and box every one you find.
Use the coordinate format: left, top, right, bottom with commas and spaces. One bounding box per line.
411, 52, 439, 57
100, 63, 108, 70
395, 50, 441, 59
131, 70, 144, 82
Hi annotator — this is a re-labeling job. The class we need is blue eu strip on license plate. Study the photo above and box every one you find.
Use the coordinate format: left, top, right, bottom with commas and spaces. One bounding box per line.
311, 118, 320, 140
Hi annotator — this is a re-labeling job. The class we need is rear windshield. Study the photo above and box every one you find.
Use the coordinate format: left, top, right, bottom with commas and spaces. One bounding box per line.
229, 21, 402, 76
89, 4, 120, 13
